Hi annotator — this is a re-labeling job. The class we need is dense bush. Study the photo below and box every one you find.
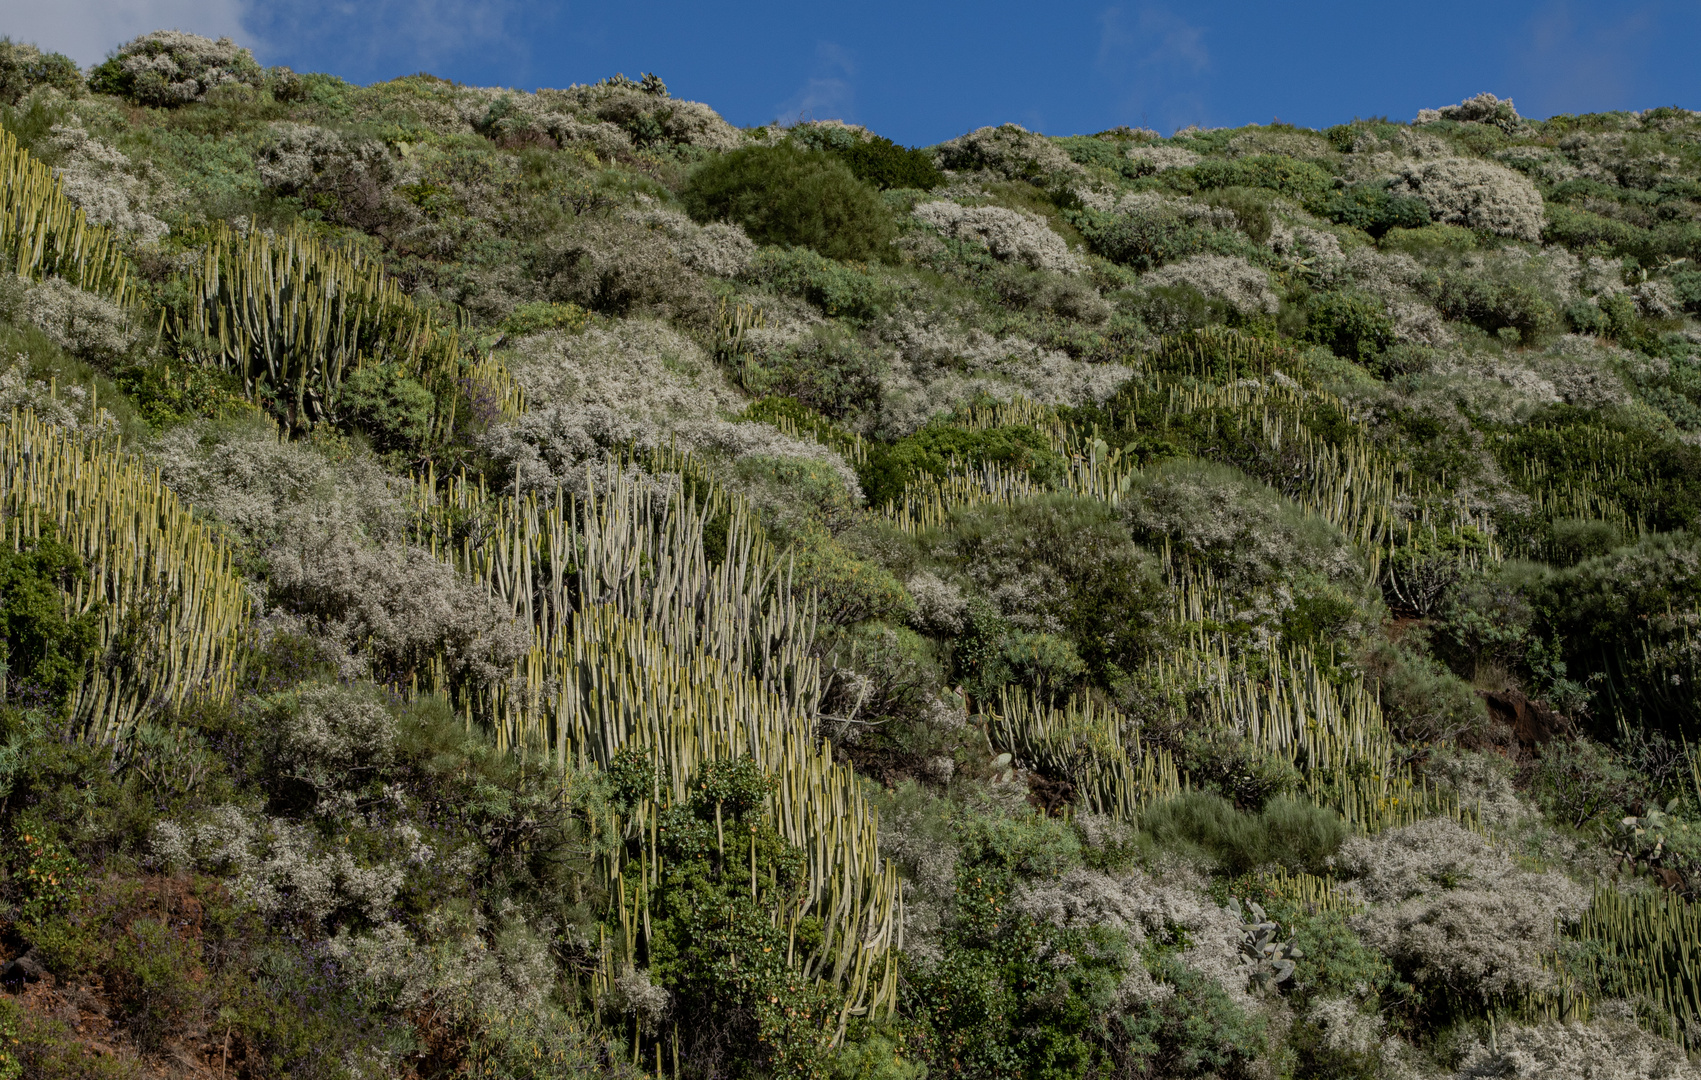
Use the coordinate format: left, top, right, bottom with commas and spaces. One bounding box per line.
1322, 182, 1432, 237
0, 529, 103, 714
0, 38, 81, 104
1138, 792, 1346, 876
88, 31, 264, 107
1303, 290, 1395, 361
682, 143, 896, 261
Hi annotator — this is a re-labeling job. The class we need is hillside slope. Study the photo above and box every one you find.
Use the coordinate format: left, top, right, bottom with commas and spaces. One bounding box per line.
3, 28, 1701, 1080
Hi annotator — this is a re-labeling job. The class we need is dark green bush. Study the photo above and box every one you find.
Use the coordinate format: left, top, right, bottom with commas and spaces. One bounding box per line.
1531, 737, 1639, 829
937, 494, 1165, 683
789, 126, 943, 191
1322, 183, 1431, 237
1201, 187, 1274, 244
1422, 270, 1560, 343
683, 143, 896, 261
1071, 209, 1219, 271
1672, 269, 1701, 315
1527, 530, 1701, 727
1182, 155, 1335, 206
335, 363, 434, 455
1114, 954, 1267, 1078
1139, 791, 1345, 876
644, 759, 839, 1078
0, 528, 103, 714
859, 421, 1062, 507
1304, 290, 1394, 362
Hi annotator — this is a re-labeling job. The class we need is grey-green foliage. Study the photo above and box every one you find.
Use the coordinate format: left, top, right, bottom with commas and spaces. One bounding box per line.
88, 30, 264, 107
0, 38, 81, 105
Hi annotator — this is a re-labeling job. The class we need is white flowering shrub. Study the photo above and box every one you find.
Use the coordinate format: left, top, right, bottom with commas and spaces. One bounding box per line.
1141, 254, 1278, 316
608, 969, 672, 1032
906, 571, 968, 635
1126, 145, 1200, 173
1011, 866, 1255, 1005
90, 30, 263, 107
479, 318, 746, 487
10, 273, 137, 361
911, 201, 1083, 273
1390, 157, 1545, 241
45, 124, 173, 243
625, 197, 755, 277
1415, 92, 1522, 131
266, 525, 531, 689
0, 359, 113, 434
537, 78, 743, 152
1122, 459, 1360, 588
149, 419, 408, 544
153, 804, 415, 931
876, 311, 1130, 435
1337, 817, 1588, 1000
1452, 1016, 1701, 1080
933, 124, 1082, 184
267, 684, 398, 797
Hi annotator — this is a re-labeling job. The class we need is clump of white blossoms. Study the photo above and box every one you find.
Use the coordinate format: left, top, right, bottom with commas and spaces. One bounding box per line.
99, 30, 263, 106
1390, 157, 1545, 241
1142, 254, 1279, 316
911, 200, 1083, 273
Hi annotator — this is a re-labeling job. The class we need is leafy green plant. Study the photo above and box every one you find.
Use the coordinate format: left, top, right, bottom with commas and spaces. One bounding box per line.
1303, 290, 1394, 362
336, 363, 434, 455
684, 144, 896, 261
1140, 792, 1345, 876
1322, 182, 1431, 237
0, 528, 103, 714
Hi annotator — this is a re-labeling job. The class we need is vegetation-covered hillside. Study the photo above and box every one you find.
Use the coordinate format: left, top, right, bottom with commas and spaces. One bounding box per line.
7, 27, 1701, 1079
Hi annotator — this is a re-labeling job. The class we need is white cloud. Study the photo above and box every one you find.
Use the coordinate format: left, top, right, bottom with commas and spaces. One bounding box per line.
775, 41, 856, 125
243, 0, 523, 79
4, 0, 249, 66
1095, 5, 1212, 132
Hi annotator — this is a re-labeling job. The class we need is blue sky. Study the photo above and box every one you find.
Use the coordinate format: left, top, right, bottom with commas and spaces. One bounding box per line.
9, 1, 1701, 144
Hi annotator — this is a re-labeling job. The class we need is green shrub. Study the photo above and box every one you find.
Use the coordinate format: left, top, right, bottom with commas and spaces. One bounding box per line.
1528, 530, 1701, 724
791, 530, 914, 627
859, 422, 1063, 507
1181, 155, 1335, 206
736, 323, 884, 418
1115, 954, 1267, 1078
1174, 734, 1303, 811
934, 495, 1165, 681
1322, 183, 1432, 237
1531, 737, 1638, 829
1672, 269, 1701, 315
113, 361, 256, 430
0, 528, 104, 714
683, 143, 896, 261
790, 126, 943, 191
644, 759, 838, 1078
1139, 792, 1345, 876
1071, 209, 1218, 272
1303, 290, 1394, 362
335, 363, 434, 455
1359, 638, 1488, 745
1379, 223, 1478, 256
1201, 187, 1274, 244
109, 917, 207, 1051
499, 300, 589, 337
746, 245, 893, 321
1422, 270, 1560, 342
